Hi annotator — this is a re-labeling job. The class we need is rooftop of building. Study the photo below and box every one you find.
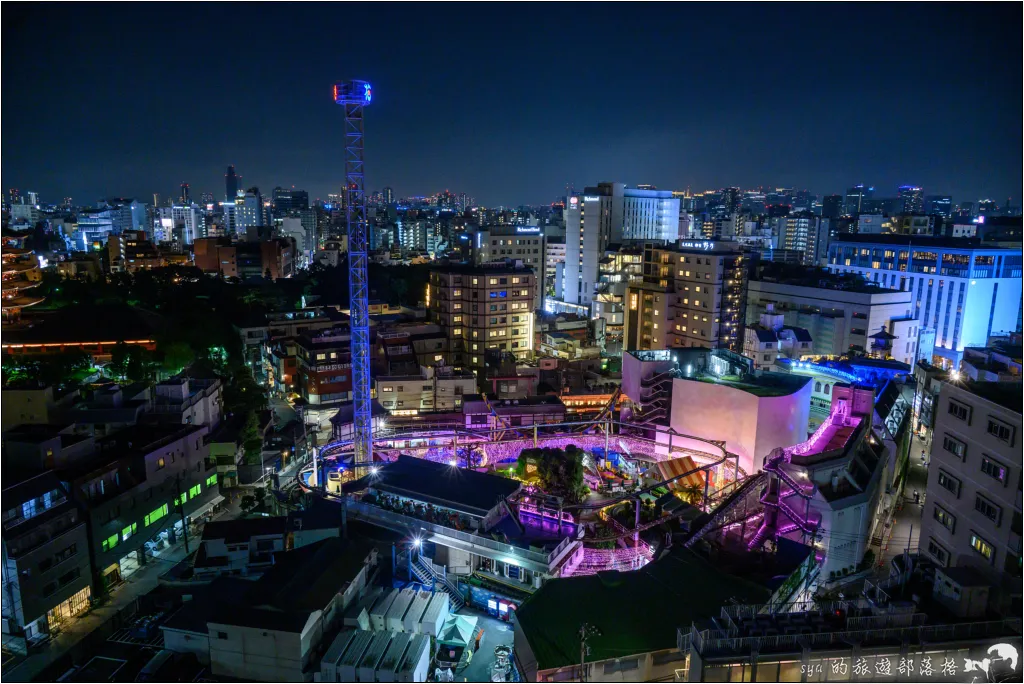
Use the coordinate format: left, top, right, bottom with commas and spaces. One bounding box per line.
428, 261, 535, 276
462, 393, 567, 413
754, 262, 902, 294
953, 377, 1023, 414
165, 536, 375, 634
832, 233, 1021, 250
515, 547, 772, 671
199, 516, 288, 544
344, 454, 521, 518
1, 304, 164, 345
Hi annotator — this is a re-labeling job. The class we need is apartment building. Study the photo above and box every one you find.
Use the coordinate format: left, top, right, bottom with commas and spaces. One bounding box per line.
623, 241, 747, 353
920, 375, 1022, 611
375, 365, 477, 416
3, 423, 221, 598
2, 472, 93, 648
428, 263, 536, 374
295, 326, 353, 409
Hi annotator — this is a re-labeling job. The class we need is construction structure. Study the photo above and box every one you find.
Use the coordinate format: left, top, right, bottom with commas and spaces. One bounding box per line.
333, 79, 374, 466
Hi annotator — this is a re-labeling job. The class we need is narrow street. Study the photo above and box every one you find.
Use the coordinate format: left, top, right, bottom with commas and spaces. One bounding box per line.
879, 433, 931, 569
3, 501, 242, 681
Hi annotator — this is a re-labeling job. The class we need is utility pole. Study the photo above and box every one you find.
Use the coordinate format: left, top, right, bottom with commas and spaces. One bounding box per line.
578, 622, 600, 682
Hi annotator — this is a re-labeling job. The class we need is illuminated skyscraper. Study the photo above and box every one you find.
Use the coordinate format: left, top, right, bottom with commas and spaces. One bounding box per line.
180, 182, 190, 204
898, 185, 924, 214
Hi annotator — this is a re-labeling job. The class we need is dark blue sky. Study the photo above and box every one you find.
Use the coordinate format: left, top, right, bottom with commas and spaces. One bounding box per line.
3, 3, 1021, 207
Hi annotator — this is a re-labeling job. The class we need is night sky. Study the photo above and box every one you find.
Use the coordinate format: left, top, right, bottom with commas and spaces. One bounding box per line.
3, 3, 1021, 207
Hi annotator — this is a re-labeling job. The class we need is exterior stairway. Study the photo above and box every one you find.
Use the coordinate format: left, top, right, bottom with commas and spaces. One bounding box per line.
412, 555, 465, 611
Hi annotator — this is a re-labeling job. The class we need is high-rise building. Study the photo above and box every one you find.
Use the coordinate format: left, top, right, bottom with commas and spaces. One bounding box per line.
919, 355, 1021, 601
771, 213, 830, 266
827, 235, 1023, 367
561, 183, 679, 307
924, 195, 953, 218
898, 185, 924, 214
469, 224, 546, 309
180, 182, 190, 204
428, 263, 536, 375
844, 184, 874, 215
225, 165, 239, 201
821, 194, 844, 220
382, 187, 394, 205
238, 188, 264, 229
623, 241, 748, 353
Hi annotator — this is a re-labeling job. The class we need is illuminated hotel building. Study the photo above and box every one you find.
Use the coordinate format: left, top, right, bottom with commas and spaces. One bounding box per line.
470, 224, 546, 309
623, 241, 747, 353
827, 234, 1023, 367
561, 182, 680, 308
428, 263, 537, 374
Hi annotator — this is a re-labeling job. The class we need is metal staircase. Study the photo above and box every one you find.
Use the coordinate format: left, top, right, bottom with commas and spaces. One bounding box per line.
412, 555, 465, 611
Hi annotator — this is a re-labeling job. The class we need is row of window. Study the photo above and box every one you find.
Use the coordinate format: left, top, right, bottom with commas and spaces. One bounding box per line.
940, 435, 1010, 485
947, 399, 1016, 446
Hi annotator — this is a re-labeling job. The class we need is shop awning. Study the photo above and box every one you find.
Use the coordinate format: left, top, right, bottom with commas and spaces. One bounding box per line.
655, 456, 706, 491
190, 495, 225, 519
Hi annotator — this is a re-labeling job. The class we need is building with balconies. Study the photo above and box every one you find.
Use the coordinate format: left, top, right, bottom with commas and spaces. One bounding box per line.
623, 241, 747, 354
1, 233, 44, 323
428, 262, 537, 375
1, 471, 92, 652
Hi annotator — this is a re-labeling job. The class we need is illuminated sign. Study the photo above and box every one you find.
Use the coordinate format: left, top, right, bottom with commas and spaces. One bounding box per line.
583, 195, 600, 202
569, 197, 578, 205
679, 240, 714, 251
363, 83, 372, 103
515, 226, 540, 234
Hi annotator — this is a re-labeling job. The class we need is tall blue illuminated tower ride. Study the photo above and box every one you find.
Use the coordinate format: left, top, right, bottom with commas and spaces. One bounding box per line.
333, 80, 373, 466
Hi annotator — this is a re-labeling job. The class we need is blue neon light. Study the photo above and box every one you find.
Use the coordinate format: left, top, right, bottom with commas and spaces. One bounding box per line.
364, 83, 372, 102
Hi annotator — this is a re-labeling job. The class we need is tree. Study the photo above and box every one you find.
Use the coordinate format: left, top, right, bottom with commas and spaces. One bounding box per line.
517, 445, 588, 503
108, 342, 132, 381
678, 482, 705, 507
160, 341, 195, 376
241, 410, 264, 466
240, 495, 257, 514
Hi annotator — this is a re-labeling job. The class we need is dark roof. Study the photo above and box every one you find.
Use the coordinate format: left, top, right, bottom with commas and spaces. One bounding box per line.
516, 548, 771, 671
200, 516, 288, 544
206, 605, 314, 633
429, 261, 535, 276
748, 326, 777, 343
869, 329, 898, 340
288, 497, 344, 531
833, 233, 1020, 250
3, 423, 74, 444
347, 454, 520, 517
253, 537, 375, 613
782, 326, 812, 342
3, 304, 164, 344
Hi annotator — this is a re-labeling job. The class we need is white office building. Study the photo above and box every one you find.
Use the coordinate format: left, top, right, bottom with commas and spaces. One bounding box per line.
828, 235, 1023, 367
561, 182, 680, 308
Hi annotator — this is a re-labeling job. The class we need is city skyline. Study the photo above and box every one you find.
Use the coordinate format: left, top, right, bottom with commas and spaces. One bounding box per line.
3, 4, 1022, 206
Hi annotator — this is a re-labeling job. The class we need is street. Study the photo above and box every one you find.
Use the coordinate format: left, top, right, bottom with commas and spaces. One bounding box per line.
879, 434, 931, 569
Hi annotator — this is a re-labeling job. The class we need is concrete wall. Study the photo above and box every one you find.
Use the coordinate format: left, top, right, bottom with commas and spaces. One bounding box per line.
669, 378, 810, 475
208, 613, 319, 682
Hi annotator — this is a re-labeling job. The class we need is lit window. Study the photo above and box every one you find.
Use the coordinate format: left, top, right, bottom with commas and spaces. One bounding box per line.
970, 532, 994, 562
101, 534, 119, 552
